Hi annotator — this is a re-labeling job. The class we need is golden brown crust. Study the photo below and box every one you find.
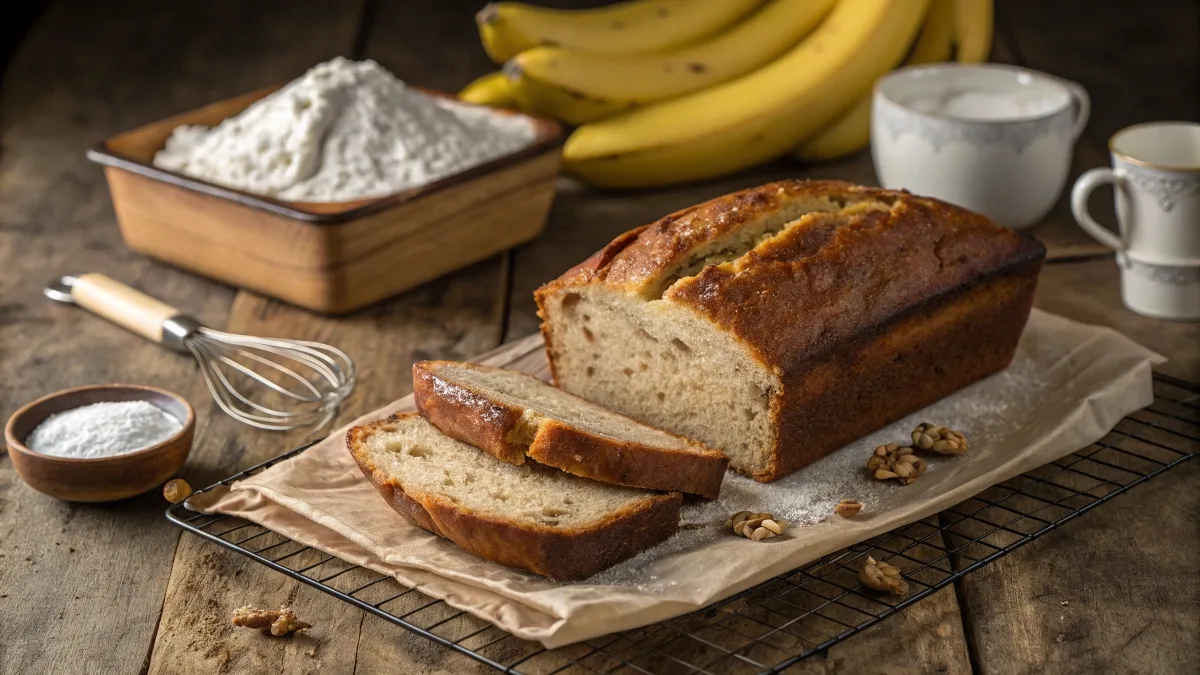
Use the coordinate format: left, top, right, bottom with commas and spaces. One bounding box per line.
347, 416, 683, 580
412, 361, 728, 498
759, 259, 1041, 481
666, 191, 1040, 369
412, 362, 528, 465
535, 180, 1045, 481
526, 419, 727, 499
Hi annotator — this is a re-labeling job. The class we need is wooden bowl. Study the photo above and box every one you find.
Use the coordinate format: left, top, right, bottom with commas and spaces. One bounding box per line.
86, 85, 564, 314
4, 384, 195, 502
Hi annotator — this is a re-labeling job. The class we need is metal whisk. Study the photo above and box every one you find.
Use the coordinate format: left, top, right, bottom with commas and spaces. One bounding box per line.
45, 274, 355, 431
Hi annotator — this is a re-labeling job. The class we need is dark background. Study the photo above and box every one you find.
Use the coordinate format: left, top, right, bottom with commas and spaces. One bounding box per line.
1, 0, 1196, 147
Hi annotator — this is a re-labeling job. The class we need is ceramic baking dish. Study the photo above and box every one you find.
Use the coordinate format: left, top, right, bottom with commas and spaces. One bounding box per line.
88, 86, 563, 314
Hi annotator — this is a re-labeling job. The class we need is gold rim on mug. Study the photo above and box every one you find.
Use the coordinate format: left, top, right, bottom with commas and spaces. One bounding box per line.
1109, 121, 1200, 173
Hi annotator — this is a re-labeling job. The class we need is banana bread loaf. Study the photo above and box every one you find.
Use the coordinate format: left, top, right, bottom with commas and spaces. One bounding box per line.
535, 180, 1044, 482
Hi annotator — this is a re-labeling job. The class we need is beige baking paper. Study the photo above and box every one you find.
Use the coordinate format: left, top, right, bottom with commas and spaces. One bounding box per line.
189, 309, 1164, 648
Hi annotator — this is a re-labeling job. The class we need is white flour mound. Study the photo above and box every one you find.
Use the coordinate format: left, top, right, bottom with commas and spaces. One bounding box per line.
153, 57, 536, 202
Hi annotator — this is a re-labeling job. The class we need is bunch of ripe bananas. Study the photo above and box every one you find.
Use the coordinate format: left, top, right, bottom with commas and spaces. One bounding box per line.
459, 0, 993, 189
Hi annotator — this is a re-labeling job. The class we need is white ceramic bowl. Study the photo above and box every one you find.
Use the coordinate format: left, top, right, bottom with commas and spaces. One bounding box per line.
871, 64, 1090, 229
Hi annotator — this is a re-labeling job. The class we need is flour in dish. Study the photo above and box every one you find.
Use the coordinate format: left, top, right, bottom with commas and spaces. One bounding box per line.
153, 57, 537, 202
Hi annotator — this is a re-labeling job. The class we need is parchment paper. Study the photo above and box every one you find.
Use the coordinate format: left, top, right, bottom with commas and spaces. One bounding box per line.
189, 310, 1164, 648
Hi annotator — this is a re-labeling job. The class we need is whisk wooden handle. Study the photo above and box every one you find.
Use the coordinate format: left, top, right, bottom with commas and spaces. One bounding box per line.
71, 273, 181, 344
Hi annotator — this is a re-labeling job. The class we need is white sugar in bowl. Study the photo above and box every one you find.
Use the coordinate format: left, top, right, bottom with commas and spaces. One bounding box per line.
5, 384, 194, 502
871, 64, 1090, 229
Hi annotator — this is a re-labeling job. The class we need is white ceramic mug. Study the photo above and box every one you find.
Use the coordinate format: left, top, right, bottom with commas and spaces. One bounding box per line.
1071, 121, 1200, 320
872, 64, 1090, 229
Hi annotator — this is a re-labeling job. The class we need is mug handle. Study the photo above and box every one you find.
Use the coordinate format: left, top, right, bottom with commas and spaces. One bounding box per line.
1062, 80, 1091, 139
1070, 168, 1125, 251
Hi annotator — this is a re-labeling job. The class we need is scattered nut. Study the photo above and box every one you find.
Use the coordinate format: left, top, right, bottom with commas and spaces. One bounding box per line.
761, 519, 784, 535
911, 423, 968, 455
867, 444, 928, 485
834, 500, 863, 518
726, 511, 767, 528
233, 605, 311, 636
727, 511, 787, 541
858, 556, 908, 596
867, 443, 899, 471
725, 511, 751, 528
162, 479, 193, 503
736, 517, 765, 537
271, 608, 311, 637
232, 605, 281, 630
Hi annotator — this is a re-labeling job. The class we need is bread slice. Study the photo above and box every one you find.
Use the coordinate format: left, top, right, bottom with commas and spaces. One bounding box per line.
347, 413, 682, 580
412, 361, 728, 498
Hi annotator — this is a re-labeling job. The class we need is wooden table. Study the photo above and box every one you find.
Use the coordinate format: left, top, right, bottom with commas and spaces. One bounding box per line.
1, 1, 1196, 673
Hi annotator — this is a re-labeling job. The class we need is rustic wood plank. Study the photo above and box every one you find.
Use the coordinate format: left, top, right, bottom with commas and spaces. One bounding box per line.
4, 1, 1189, 673
954, 3, 1200, 673
147, 2, 515, 671
146, 259, 510, 674
945, 451, 1200, 675
640, 525, 973, 675
0, 1, 361, 673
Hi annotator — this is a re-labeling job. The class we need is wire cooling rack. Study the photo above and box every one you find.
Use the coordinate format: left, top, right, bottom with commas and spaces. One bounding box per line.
167, 373, 1198, 674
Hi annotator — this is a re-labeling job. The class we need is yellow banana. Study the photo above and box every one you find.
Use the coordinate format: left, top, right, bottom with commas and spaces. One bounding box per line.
477, 0, 764, 63
952, 0, 993, 62
563, 0, 931, 189
505, 62, 631, 126
910, 0, 956, 64
507, 0, 835, 123
793, 0, 954, 162
458, 71, 519, 109
789, 91, 874, 162
504, 64, 638, 125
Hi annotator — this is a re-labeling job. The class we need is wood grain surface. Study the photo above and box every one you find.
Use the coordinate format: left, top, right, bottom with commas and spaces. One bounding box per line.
0, 0, 359, 672
944, 8, 1200, 675
0, 1, 1196, 674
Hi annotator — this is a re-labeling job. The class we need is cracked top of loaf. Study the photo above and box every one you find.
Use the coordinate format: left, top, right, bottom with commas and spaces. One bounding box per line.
537, 180, 1046, 371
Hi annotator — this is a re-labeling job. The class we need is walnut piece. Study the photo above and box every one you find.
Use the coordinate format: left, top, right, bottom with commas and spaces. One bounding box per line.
162, 479, 193, 504
834, 500, 863, 518
858, 556, 908, 595
911, 423, 968, 455
726, 511, 787, 541
232, 605, 311, 636
866, 444, 927, 485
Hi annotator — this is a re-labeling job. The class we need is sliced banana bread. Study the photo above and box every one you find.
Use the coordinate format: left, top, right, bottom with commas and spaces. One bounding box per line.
347, 413, 682, 580
536, 180, 1044, 482
412, 361, 728, 498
